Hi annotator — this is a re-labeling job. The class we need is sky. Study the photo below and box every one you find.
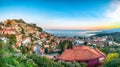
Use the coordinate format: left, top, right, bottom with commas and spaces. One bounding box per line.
0, 0, 120, 30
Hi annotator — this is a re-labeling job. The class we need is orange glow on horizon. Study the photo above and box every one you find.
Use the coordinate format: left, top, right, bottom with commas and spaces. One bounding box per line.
44, 24, 120, 30
43, 22, 120, 30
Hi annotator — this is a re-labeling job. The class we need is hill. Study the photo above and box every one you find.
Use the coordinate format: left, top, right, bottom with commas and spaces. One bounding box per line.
0, 19, 87, 67
94, 32, 120, 43
101, 28, 120, 33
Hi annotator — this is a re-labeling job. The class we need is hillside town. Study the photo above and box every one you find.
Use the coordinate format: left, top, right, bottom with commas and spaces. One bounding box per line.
0, 19, 120, 67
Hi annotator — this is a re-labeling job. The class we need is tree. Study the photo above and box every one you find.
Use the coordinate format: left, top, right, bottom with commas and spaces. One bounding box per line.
104, 58, 120, 67
45, 48, 49, 54
67, 41, 73, 49
105, 53, 119, 63
59, 41, 65, 54
84, 41, 88, 45
59, 40, 73, 54
0, 26, 2, 30
21, 27, 25, 34
14, 19, 25, 23
61, 61, 87, 67
31, 54, 63, 67
37, 27, 43, 32
0, 40, 4, 50
6, 34, 16, 45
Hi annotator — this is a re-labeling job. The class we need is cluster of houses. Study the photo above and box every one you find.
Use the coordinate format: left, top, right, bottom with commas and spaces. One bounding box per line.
73, 35, 120, 47
0, 19, 62, 55
0, 27, 16, 35
0, 19, 110, 67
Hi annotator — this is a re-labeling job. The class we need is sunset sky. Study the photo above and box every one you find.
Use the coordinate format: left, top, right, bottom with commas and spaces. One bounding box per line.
0, 0, 120, 30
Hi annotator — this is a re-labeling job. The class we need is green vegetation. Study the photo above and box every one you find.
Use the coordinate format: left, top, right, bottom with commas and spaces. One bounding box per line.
30, 54, 63, 67
98, 46, 120, 67
98, 46, 120, 54
103, 58, 120, 67
0, 39, 63, 67
44, 47, 49, 54
61, 61, 87, 67
58, 40, 73, 54
37, 26, 43, 32
0, 37, 86, 67
105, 53, 119, 63
6, 34, 17, 45
14, 19, 25, 23
0, 26, 2, 30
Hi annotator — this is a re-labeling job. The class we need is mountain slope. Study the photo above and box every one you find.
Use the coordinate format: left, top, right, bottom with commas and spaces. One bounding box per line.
102, 28, 120, 33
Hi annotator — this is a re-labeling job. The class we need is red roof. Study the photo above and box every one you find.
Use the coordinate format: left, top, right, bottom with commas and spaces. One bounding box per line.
58, 46, 106, 61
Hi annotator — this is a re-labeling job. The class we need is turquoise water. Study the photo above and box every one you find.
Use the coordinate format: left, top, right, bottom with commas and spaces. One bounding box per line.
45, 30, 100, 37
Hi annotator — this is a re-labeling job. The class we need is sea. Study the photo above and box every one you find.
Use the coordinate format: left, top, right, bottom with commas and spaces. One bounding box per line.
45, 30, 100, 37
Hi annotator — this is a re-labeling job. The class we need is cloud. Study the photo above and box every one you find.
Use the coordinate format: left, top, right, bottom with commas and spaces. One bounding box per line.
105, 0, 120, 21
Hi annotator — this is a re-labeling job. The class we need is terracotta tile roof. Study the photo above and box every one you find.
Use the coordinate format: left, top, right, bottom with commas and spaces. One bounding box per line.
58, 46, 106, 61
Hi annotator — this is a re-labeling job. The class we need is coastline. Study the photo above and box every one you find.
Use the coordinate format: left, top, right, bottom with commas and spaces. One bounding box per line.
45, 30, 100, 37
